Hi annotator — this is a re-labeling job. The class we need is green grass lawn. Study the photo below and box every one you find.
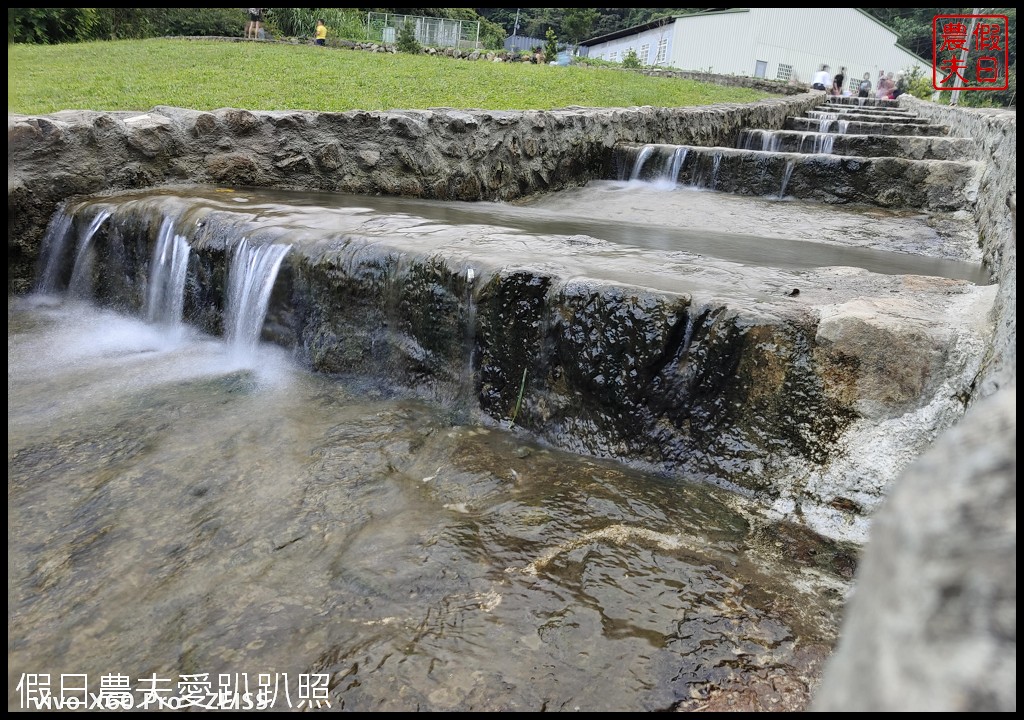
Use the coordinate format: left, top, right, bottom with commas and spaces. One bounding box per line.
8, 38, 775, 115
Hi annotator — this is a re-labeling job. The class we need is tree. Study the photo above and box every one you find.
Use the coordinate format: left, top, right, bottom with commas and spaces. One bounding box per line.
544, 27, 558, 64
8, 8, 99, 44
562, 8, 599, 44
397, 17, 420, 53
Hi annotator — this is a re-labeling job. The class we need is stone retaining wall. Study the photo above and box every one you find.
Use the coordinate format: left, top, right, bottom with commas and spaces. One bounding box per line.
8, 93, 822, 294
898, 97, 1016, 398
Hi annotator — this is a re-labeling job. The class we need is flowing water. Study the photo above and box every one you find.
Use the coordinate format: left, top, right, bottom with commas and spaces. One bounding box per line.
8, 297, 846, 712
11, 171, 986, 711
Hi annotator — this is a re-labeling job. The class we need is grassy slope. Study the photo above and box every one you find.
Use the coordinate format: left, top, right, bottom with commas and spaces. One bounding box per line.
8, 38, 774, 115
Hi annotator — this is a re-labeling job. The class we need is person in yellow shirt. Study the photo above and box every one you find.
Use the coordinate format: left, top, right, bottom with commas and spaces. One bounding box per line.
314, 19, 327, 46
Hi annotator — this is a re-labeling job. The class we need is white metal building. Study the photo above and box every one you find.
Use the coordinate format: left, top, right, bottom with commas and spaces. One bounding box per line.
578, 8, 932, 92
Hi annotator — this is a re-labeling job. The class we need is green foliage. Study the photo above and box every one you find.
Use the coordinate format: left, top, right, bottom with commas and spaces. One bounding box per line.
8, 8, 247, 43
477, 8, 699, 43
90, 9, 155, 41
561, 8, 599, 44
268, 8, 366, 42
544, 27, 558, 64
397, 18, 421, 54
8, 8, 100, 44
509, 367, 528, 425
441, 7, 506, 50
7, 38, 774, 115
157, 9, 249, 38
903, 64, 934, 100
622, 48, 641, 69
865, 7, 1016, 107
573, 55, 621, 69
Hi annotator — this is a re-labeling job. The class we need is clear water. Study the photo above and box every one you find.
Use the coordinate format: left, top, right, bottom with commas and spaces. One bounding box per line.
8, 296, 845, 712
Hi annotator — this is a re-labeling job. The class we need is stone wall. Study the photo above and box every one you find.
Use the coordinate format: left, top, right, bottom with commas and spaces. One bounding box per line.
8, 93, 822, 294
812, 384, 1016, 711
897, 97, 1016, 399
812, 99, 1017, 711
637, 68, 809, 95
7, 91, 1016, 710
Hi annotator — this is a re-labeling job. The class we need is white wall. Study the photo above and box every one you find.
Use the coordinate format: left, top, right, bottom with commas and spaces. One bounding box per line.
737, 8, 931, 90
670, 10, 754, 76
587, 9, 932, 92
586, 23, 675, 66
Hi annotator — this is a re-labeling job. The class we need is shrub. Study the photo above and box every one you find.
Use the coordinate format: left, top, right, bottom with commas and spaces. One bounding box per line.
158, 8, 248, 38
622, 48, 640, 68
397, 18, 421, 53
9, 8, 101, 43
902, 65, 934, 100
544, 28, 558, 64
268, 8, 366, 42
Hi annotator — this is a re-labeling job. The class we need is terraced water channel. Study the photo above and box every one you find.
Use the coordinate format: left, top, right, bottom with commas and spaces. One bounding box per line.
8, 96, 993, 711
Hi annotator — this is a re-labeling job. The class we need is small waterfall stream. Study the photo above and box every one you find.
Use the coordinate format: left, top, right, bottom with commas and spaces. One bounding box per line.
224, 238, 292, 359
35, 207, 75, 295
66, 209, 112, 299
627, 144, 655, 181
144, 216, 191, 328
778, 159, 796, 199
667, 146, 689, 184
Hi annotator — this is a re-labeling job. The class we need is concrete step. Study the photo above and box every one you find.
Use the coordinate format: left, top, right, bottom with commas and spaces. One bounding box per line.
615, 143, 980, 211
785, 116, 949, 136
814, 105, 915, 116
736, 129, 977, 161
57, 188, 992, 535
826, 96, 903, 109
806, 110, 928, 126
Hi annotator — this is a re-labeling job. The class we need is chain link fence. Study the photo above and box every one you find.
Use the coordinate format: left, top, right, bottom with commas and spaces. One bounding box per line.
366, 12, 480, 49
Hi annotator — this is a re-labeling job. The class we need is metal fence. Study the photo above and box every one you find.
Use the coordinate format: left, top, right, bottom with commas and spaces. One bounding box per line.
366, 12, 480, 49
504, 34, 546, 53
504, 34, 579, 55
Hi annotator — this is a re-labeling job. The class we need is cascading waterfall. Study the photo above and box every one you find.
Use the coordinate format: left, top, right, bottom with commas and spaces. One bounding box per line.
760, 131, 781, 153
744, 130, 781, 153
34, 206, 74, 295
710, 152, 722, 190
740, 130, 779, 152
224, 238, 292, 359
838, 120, 850, 134
667, 146, 688, 184
455, 266, 479, 421
628, 145, 655, 181
778, 159, 795, 199
819, 134, 835, 154
817, 114, 836, 133
144, 216, 191, 328
66, 209, 112, 299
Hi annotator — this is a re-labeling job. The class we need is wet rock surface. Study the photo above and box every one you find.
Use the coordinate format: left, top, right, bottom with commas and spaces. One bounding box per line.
29, 184, 994, 545
6, 90, 1016, 711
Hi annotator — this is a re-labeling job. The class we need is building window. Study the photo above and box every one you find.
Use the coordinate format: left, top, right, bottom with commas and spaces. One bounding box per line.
609, 51, 618, 62
655, 38, 667, 65
639, 43, 650, 65
776, 63, 793, 81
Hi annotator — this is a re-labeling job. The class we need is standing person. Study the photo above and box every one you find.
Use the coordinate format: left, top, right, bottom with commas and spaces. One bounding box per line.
811, 64, 831, 91
857, 72, 872, 98
246, 8, 263, 40
314, 18, 327, 46
831, 66, 846, 96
